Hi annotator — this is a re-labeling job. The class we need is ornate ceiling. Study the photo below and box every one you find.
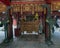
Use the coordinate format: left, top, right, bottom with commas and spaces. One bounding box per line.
0, 2, 6, 12
0, 0, 60, 11
0, 0, 60, 5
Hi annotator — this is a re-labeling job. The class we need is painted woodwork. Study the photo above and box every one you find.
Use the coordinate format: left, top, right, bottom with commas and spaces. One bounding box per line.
51, 2, 60, 11
11, 0, 44, 2
11, 3, 44, 14
0, 3, 6, 12
11, 1, 45, 4
11, 1, 60, 12
0, 0, 10, 6
11, 4, 21, 12
22, 4, 31, 12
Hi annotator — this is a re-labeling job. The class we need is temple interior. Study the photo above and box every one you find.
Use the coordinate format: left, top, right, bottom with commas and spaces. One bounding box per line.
0, 0, 60, 48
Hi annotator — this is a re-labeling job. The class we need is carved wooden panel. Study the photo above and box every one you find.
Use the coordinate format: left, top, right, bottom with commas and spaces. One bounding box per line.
11, 2, 44, 14
11, 4, 21, 12
0, 3, 6, 12
30, 4, 34, 14
34, 4, 38, 12
34, 4, 43, 12
51, 2, 60, 11
22, 4, 31, 12
37, 4, 43, 12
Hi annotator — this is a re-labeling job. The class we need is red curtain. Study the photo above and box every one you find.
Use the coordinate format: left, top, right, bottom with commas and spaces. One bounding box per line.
0, 0, 10, 6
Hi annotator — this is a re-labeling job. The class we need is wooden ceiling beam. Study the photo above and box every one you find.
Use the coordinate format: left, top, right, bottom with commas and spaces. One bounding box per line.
11, 1, 45, 4
0, 0, 10, 6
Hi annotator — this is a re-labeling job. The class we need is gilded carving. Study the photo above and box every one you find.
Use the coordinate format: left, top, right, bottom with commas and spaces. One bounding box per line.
38, 4, 43, 12
11, 2, 45, 13
51, 2, 60, 11
30, 4, 34, 14
23, 4, 31, 12
35, 4, 38, 12
0, 3, 6, 12
12, 4, 21, 12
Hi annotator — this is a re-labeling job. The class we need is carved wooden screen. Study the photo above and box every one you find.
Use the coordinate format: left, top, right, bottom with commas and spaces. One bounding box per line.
51, 2, 60, 11
11, 4, 21, 12
0, 3, 6, 12
11, 3, 44, 14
